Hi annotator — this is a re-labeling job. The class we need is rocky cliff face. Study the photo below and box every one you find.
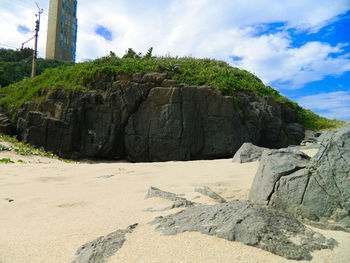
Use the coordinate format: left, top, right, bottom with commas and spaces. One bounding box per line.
13, 72, 304, 161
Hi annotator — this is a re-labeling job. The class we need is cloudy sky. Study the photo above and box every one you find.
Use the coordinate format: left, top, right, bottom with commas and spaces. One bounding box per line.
0, 0, 350, 121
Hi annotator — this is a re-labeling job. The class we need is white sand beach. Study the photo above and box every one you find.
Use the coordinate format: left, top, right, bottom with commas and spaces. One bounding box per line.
1, 147, 349, 263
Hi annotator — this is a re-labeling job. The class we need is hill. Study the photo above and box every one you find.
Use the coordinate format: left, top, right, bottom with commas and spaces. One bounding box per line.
0, 49, 344, 131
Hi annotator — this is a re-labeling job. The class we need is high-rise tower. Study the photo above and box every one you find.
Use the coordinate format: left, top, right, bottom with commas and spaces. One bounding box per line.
46, 0, 77, 62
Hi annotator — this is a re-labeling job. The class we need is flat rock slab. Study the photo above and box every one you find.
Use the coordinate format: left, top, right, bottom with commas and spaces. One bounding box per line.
150, 200, 336, 261
194, 186, 226, 203
145, 186, 194, 209
71, 223, 138, 263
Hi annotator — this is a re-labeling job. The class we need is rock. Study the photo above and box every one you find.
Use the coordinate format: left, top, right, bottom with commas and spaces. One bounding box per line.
71, 223, 138, 263
234, 90, 302, 148
194, 186, 226, 203
301, 124, 350, 228
249, 124, 350, 231
286, 123, 305, 144
14, 73, 304, 162
0, 114, 15, 135
125, 86, 247, 161
249, 149, 310, 206
232, 142, 267, 163
150, 200, 337, 260
145, 186, 194, 209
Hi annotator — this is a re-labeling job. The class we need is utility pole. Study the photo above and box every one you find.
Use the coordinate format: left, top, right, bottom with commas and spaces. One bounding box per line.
31, 3, 43, 78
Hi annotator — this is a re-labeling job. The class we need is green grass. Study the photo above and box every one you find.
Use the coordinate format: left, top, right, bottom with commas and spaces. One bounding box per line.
0, 54, 344, 130
0, 158, 14, 163
0, 133, 72, 161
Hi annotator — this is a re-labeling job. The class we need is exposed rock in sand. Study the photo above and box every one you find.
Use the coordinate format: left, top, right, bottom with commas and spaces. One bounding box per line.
150, 200, 337, 260
71, 224, 138, 263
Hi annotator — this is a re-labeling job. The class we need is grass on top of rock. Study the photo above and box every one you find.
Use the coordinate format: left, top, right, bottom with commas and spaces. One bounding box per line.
0, 48, 344, 131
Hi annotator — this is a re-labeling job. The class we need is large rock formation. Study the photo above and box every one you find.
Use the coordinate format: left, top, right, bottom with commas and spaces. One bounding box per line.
12, 72, 303, 161
249, 124, 350, 231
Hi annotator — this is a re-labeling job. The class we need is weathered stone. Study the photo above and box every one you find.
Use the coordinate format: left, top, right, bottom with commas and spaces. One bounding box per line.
0, 114, 15, 135
150, 200, 336, 260
249, 149, 310, 205
249, 124, 350, 231
300, 124, 350, 227
13, 73, 304, 162
194, 186, 226, 203
286, 122, 305, 144
232, 142, 267, 163
71, 223, 138, 263
145, 186, 194, 209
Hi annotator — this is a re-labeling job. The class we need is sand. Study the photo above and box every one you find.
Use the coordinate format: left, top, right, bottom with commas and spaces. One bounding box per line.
1, 146, 349, 263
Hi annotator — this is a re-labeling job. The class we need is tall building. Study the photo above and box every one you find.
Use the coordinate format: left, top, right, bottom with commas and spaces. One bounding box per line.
46, 0, 77, 62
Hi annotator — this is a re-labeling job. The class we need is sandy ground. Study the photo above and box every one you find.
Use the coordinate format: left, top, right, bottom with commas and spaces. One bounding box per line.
0, 146, 349, 263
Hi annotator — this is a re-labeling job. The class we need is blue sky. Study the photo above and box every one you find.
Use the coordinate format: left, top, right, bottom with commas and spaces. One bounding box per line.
0, 0, 350, 121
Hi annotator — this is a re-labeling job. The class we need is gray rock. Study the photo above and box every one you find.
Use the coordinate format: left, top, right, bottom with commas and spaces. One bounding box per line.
249, 124, 350, 231
71, 223, 138, 263
249, 149, 310, 206
232, 142, 267, 163
150, 200, 336, 260
145, 186, 194, 209
14, 73, 304, 162
300, 124, 350, 228
286, 123, 305, 144
194, 186, 226, 203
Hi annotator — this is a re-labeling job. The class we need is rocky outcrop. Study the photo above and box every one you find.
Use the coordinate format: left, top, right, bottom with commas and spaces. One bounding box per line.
232, 142, 268, 163
150, 200, 336, 260
71, 223, 138, 263
13, 72, 303, 161
249, 124, 350, 231
0, 114, 15, 135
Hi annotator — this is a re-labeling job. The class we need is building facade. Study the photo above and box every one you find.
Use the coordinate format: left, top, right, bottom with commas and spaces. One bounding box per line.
46, 0, 77, 62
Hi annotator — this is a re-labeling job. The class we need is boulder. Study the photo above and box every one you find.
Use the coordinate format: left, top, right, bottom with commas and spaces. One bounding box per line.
232, 142, 268, 163
301, 124, 350, 227
249, 124, 350, 230
150, 200, 336, 260
249, 149, 310, 206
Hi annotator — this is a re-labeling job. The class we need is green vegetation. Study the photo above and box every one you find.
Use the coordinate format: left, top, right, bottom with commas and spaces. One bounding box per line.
0, 158, 14, 163
0, 48, 344, 130
0, 133, 70, 162
0, 48, 71, 88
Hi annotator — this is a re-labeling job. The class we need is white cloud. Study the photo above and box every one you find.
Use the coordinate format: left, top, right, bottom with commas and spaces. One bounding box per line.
0, 0, 349, 88
297, 91, 350, 121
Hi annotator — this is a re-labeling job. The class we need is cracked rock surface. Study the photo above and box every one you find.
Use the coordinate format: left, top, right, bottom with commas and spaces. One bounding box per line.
249, 124, 350, 231
150, 200, 337, 261
71, 224, 138, 263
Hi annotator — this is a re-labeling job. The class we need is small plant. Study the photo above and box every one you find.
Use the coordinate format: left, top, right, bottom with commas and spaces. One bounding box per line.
0, 158, 14, 163
0, 143, 12, 151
